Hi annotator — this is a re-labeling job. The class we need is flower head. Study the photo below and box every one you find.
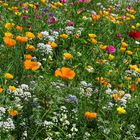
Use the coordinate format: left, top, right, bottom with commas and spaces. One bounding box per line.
84, 112, 97, 119
4, 73, 14, 79
117, 107, 126, 114
106, 45, 116, 54
129, 30, 140, 40
3, 37, 16, 47
8, 109, 18, 117
55, 67, 75, 79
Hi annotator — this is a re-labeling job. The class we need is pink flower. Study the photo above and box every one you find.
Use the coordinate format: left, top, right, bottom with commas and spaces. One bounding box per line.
60, 0, 67, 3
106, 46, 116, 54
79, 0, 90, 2
84, 0, 90, 2
67, 21, 73, 26
48, 16, 56, 24
116, 33, 121, 38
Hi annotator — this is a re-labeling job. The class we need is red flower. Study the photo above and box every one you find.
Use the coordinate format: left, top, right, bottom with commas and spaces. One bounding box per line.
129, 30, 140, 40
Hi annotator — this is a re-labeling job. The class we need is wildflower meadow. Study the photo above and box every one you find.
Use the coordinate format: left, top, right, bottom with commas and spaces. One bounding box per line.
0, 0, 140, 139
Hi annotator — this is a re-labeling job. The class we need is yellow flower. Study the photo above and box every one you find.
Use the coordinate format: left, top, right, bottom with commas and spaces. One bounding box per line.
88, 34, 96, 38
99, 44, 107, 50
54, 2, 63, 7
90, 38, 97, 44
25, 32, 35, 39
37, 33, 42, 39
41, 0, 46, 4
4, 32, 13, 38
129, 9, 136, 14
63, 53, 73, 60
127, 50, 133, 55
9, 86, 16, 91
117, 107, 126, 114
26, 44, 36, 52
124, 76, 132, 81
137, 78, 140, 83
51, 4, 57, 9
131, 25, 135, 29
129, 65, 137, 70
3, 3, 8, 7
60, 34, 68, 39
5, 23, 15, 29
4, 73, 14, 79
112, 93, 122, 101
136, 23, 140, 27
121, 42, 128, 48
108, 54, 115, 60
120, 47, 126, 52
135, 68, 140, 73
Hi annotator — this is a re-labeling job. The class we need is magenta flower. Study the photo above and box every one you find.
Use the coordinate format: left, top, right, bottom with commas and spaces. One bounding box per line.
48, 16, 56, 24
60, 0, 67, 3
106, 46, 116, 54
116, 33, 121, 38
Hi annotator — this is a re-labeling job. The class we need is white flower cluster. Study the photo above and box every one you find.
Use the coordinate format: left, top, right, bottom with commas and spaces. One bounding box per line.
13, 84, 32, 101
80, 81, 93, 97
65, 26, 75, 34
37, 43, 52, 54
43, 106, 79, 139
0, 107, 6, 119
51, 81, 66, 89
0, 118, 15, 131
105, 88, 131, 106
40, 30, 59, 42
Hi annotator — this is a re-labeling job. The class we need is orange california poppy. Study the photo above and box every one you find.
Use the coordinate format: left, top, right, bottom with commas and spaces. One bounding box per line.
24, 60, 40, 71
55, 67, 75, 79
3, 37, 16, 47
84, 112, 97, 119
16, 36, 27, 43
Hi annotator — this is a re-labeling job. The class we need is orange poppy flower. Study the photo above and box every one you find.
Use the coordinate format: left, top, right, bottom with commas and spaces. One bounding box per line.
0, 87, 4, 93
24, 54, 33, 60
16, 36, 27, 43
8, 109, 18, 117
129, 84, 137, 91
3, 37, 16, 47
16, 25, 23, 31
48, 42, 58, 48
84, 112, 97, 119
24, 60, 40, 71
55, 67, 75, 79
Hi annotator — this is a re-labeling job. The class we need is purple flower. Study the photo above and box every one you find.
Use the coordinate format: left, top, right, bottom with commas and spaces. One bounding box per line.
106, 45, 116, 54
22, 6, 27, 10
65, 94, 78, 103
48, 16, 56, 24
